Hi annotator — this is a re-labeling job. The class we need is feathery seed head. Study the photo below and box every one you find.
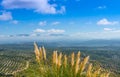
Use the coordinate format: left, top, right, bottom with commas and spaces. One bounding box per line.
58, 52, 62, 68
55, 51, 58, 65
93, 68, 101, 77
42, 46, 46, 60
71, 52, 75, 67
52, 51, 56, 64
80, 56, 89, 73
34, 42, 40, 62
39, 47, 43, 60
105, 72, 110, 77
87, 63, 92, 77
64, 55, 67, 68
75, 51, 81, 75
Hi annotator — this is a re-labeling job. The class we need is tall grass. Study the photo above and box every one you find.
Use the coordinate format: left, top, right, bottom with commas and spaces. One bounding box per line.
34, 42, 110, 77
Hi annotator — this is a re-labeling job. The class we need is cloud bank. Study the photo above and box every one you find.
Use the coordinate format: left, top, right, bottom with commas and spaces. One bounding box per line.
34, 28, 65, 34
97, 18, 119, 25
1, 0, 65, 14
0, 11, 12, 21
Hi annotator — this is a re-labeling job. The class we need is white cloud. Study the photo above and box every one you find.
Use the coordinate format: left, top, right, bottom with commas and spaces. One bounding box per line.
33, 29, 46, 33
11, 20, 19, 24
98, 6, 106, 9
51, 21, 60, 25
0, 11, 12, 21
97, 18, 119, 25
70, 30, 120, 40
104, 28, 113, 31
57, 6, 65, 14
47, 29, 65, 34
38, 21, 46, 26
1, 0, 65, 14
33, 28, 65, 34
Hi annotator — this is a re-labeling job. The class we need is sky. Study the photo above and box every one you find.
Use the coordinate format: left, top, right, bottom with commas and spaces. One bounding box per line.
0, 0, 120, 43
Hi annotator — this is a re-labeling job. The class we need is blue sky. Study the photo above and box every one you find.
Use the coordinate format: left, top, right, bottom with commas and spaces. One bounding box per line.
0, 0, 120, 43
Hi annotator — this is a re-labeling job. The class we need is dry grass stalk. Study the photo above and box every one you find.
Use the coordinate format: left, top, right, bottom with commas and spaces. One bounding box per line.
105, 72, 110, 77
100, 72, 110, 77
33, 43, 110, 77
71, 52, 75, 67
79, 56, 89, 73
57, 53, 62, 68
86, 63, 92, 77
93, 68, 101, 77
75, 51, 81, 75
100, 73, 106, 77
39, 47, 43, 60
55, 51, 58, 65
36, 56, 40, 63
63, 55, 67, 68
34, 42, 40, 63
34, 42, 40, 56
42, 46, 46, 60
52, 51, 56, 64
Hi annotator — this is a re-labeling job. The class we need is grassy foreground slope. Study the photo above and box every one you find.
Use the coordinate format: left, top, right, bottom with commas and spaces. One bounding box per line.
17, 43, 110, 77
1, 43, 119, 77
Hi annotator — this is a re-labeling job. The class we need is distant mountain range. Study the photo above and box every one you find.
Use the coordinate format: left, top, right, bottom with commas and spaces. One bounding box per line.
30, 39, 120, 47
1, 39, 120, 47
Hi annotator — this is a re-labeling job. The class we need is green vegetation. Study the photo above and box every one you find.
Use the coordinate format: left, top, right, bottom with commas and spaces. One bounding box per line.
19, 43, 110, 77
0, 44, 32, 77
0, 43, 120, 77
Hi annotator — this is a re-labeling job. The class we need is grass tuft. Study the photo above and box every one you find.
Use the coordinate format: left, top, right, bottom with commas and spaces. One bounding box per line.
34, 42, 110, 77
